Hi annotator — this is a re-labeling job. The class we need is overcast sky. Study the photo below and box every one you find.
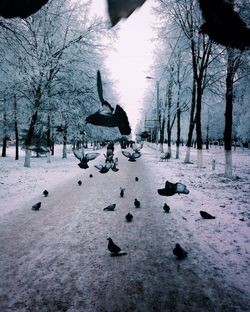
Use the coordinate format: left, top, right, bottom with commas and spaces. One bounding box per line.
90, 0, 156, 137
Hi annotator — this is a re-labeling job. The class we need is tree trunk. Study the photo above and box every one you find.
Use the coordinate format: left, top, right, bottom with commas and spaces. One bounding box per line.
167, 117, 171, 156
224, 48, 235, 178
15, 125, 19, 161
159, 118, 165, 153
225, 150, 232, 177
206, 123, 209, 150
51, 141, 54, 156
24, 149, 31, 167
62, 129, 67, 159
14, 96, 19, 160
184, 79, 196, 163
47, 115, 51, 163
1, 108, 7, 157
176, 107, 181, 159
196, 80, 203, 168
2, 137, 7, 157
24, 111, 38, 147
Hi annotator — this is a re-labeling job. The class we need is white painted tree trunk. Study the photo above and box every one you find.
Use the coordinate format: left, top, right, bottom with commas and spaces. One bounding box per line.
197, 149, 203, 168
63, 144, 67, 159
176, 146, 180, 159
24, 149, 31, 167
159, 143, 164, 153
184, 147, 191, 163
212, 159, 216, 170
167, 146, 172, 157
47, 152, 51, 163
225, 150, 232, 177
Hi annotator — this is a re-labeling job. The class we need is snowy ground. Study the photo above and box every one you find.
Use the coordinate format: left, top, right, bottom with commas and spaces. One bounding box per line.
0, 144, 249, 311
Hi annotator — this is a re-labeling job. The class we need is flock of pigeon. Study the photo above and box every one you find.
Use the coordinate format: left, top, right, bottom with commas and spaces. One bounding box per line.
31, 144, 217, 261
105, 175, 142, 257
103, 164, 216, 260
72, 144, 142, 175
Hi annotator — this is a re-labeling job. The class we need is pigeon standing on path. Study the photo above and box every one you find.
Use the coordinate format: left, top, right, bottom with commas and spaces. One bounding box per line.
163, 203, 170, 213
134, 199, 140, 208
43, 190, 49, 197
32, 202, 41, 211
173, 244, 187, 260
135, 177, 139, 182
200, 211, 216, 219
107, 237, 127, 256
103, 204, 116, 211
125, 213, 133, 222
120, 187, 125, 198
78, 180, 82, 186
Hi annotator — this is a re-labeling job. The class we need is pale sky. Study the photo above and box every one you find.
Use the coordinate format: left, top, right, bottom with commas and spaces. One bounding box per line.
91, 0, 156, 137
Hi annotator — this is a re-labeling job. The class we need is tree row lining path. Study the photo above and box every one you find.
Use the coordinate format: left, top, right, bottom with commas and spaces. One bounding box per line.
0, 146, 249, 311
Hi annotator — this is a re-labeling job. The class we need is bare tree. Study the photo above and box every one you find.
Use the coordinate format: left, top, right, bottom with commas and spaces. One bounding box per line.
0, 0, 108, 166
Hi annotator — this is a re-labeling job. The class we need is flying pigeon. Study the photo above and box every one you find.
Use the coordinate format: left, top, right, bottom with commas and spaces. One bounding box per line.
111, 157, 119, 172
163, 203, 170, 213
139, 130, 150, 139
200, 211, 216, 219
104, 153, 114, 163
32, 202, 41, 211
133, 146, 141, 153
0, 0, 49, 18
135, 177, 139, 182
198, 0, 250, 50
107, 0, 147, 27
103, 204, 116, 211
107, 237, 127, 256
43, 190, 49, 197
95, 162, 112, 174
73, 148, 100, 169
158, 181, 189, 197
125, 213, 133, 222
173, 243, 187, 260
111, 162, 119, 172
134, 198, 140, 208
120, 187, 125, 198
122, 150, 141, 162
78, 180, 82, 186
86, 71, 131, 135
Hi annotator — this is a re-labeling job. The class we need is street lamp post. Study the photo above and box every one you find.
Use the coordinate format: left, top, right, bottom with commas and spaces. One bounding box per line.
146, 76, 160, 147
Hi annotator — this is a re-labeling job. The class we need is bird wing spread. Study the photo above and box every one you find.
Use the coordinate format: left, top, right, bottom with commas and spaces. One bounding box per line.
105, 163, 112, 169
132, 152, 141, 159
107, 0, 146, 27
95, 164, 103, 170
73, 148, 84, 161
85, 152, 100, 161
122, 151, 131, 158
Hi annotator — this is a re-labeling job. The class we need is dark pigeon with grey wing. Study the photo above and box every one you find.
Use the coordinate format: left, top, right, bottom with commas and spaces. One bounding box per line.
73, 148, 100, 169
86, 71, 131, 135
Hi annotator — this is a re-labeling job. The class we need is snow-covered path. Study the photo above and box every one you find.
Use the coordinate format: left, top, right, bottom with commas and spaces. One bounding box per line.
0, 146, 249, 311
